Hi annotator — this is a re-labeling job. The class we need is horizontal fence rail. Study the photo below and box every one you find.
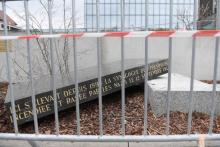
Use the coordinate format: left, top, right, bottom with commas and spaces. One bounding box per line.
0, 134, 220, 142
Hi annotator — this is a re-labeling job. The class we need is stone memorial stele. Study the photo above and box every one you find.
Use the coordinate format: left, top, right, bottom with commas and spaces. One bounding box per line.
5, 58, 168, 125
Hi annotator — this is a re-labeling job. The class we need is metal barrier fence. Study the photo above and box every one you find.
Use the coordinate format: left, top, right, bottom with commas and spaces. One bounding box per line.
0, 0, 220, 144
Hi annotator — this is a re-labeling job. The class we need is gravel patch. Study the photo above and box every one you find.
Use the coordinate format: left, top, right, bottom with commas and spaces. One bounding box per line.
0, 85, 220, 135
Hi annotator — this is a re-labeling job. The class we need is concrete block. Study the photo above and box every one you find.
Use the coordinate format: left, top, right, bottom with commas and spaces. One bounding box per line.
148, 73, 220, 117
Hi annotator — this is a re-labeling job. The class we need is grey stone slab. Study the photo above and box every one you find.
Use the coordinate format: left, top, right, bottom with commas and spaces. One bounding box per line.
148, 73, 220, 117
5, 58, 168, 125
5, 58, 164, 102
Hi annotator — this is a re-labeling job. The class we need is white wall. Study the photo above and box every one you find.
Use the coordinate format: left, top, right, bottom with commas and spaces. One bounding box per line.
101, 36, 220, 81
0, 32, 220, 83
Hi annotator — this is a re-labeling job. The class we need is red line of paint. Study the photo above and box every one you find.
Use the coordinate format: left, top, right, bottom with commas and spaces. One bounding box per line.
18, 35, 40, 39
62, 33, 84, 37
194, 30, 220, 37
105, 32, 129, 37
148, 31, 175, 37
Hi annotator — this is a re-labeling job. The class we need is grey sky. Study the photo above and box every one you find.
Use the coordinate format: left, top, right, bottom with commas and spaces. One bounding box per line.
0, 0, 84, 29
0, 0, 196, 30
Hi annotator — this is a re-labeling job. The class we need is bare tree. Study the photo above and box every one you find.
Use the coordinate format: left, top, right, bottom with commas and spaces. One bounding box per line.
7, 0, 74, 81
176, 9, 194, 30
176, 1, 216, 30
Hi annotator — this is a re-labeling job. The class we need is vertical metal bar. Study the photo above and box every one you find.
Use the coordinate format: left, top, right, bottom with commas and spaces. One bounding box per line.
187, 36, 196, 135
96, 0, 103, 136
209, 36, 219, 134
159, 0, 161, 28
97, 38, 103, 135
91, 0, 94, 31
120, 0, 125, 136
144, 37, 149, 135
63, 0, 66, 32
24, 0, 39, 134
145, 0, 148, 30
96, 0, 100, 45
48, 0, 59, 135
2, 0, 19, 134
193, 0, 197, 30
140, 1, 143, 30
165, 0, 167, 29
128, 1, 130, 29
121, 0, 125, 32
72, 0, 80, 135
110, 0, 112, 30
104, 0, 106, 31
216, 0, 220, 29
166, 37, 173, 135
134, 0, 137, 29
169, 0, 173, 30
84, 0, 87, 31
152, 0, 155, 29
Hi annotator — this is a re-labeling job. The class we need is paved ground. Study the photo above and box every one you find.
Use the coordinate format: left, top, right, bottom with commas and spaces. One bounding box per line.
1, 140, 220, 147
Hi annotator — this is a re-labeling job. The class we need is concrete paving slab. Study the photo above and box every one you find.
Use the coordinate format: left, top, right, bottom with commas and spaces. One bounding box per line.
130, 141, 220, 147
1, 140, 220, 147
0, 140, 128, 147
0, 140, 30, 147
129, 141, 197, 147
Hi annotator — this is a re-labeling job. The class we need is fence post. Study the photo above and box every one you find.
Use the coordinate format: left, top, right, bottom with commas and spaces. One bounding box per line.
96, 0, 103, 136
169, 0, 173, 30
145, 0, 149, 30
193, 0, 198, 30
72, 0, 81, 136
216, 0, 220, 29
187, 36, 196, 135
166, 36, 173, 135
209, 36, 219, 134
120, 0, 126, 136
48, 0, 59, 135
144, 37, 149, 135
2, 0, 19, 134
23, 0, 39, 135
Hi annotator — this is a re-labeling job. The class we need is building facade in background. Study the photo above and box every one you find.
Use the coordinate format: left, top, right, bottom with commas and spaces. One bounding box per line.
198, 0, 217, 29
0, 10, 21, 31
84, 0, 197, 31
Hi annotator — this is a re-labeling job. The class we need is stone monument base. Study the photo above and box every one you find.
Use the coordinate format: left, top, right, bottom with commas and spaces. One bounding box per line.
148, 73, 220, 117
